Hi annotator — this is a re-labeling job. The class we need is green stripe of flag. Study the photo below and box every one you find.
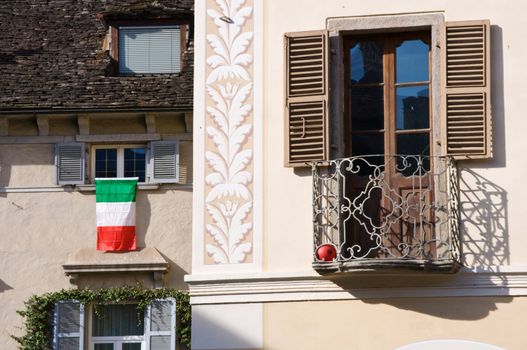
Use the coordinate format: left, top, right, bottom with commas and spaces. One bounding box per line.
96, 179, 138, 203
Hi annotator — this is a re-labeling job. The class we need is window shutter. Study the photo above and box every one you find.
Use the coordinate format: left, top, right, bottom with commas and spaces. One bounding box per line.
442, 20, 492, 159
53, 301, 84, 350
284, 30, 329, 167
146, 299, 176, 350
119, 26, 181, 75
150, 141, 179, 183
56, 143, 85, 185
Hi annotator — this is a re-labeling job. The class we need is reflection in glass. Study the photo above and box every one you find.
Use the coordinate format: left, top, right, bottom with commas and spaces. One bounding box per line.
124, 148, 146, 182
122, 344, 142, 350
396, 86, 429, 130
92, 304, 144, 336
352, 134, 384, 157
351, 87, 384, 131
94, 344, 113, 350
95, 149, 117, 178
396, 39, 429, 83
350, 41, 383, 84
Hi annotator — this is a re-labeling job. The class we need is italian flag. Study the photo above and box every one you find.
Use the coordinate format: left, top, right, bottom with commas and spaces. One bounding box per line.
96, 178, 138, 251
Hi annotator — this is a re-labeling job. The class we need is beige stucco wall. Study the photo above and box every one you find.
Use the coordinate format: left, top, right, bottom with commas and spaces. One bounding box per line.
264, 297, 526, 350
264, 0, 527, 271
0, 137, 192, 347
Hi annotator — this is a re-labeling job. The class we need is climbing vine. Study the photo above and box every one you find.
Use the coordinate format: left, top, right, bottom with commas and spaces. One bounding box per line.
13, 286, 190, 350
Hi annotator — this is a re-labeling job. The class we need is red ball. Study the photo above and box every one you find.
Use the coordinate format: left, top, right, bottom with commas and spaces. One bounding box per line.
316, 244, 337, 262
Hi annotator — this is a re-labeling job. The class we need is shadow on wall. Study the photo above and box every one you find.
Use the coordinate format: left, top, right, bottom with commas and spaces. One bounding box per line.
157, 251, 189, 291
459, 168, 509, 267
0, 279, 13, 293
363, 296, 513, 321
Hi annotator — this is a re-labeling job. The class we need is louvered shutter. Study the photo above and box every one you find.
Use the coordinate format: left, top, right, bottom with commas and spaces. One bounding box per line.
53, 301, 84, 350
442, 20, 492, 159
284, 31, 329, 167
119, 26, 181, 75
150, 141, 179, 183
56, 143, 85, 185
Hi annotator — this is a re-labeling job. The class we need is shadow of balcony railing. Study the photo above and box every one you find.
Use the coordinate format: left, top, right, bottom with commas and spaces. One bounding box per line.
312, 155, 461, 273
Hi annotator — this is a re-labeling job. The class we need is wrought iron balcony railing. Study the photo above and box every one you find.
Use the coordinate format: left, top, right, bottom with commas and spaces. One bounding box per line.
312, 155, 461, 273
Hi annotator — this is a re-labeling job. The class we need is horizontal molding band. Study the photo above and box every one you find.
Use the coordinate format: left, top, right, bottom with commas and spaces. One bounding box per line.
186, 267, 527, 304
0, 183, 192, 193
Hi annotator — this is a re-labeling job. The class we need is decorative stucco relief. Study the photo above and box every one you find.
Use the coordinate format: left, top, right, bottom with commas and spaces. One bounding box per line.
204, 0, 254, 264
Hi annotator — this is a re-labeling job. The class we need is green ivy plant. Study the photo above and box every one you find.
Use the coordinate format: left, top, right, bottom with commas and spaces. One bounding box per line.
13, 286, 191, 350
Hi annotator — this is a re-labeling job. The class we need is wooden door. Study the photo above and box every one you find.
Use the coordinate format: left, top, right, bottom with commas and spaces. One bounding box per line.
342, 31, 435, 260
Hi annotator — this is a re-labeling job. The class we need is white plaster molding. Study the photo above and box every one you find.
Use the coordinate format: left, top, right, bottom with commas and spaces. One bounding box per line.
186, 267, 527, 304
204, 0, 255, 265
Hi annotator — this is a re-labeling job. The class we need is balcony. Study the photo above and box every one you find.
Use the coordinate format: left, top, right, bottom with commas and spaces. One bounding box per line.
312, 155, 461, 273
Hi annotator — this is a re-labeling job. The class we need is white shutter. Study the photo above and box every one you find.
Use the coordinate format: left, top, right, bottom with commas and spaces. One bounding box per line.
119, 26, 181, 74
146, 299, 176, 350
56, 143, 85, 185
150, 141, 180, 183
53, 301, 84, 350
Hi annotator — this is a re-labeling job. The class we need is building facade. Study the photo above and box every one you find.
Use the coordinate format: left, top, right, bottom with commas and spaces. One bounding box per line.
0, 1, 194, 349
188, 0, 527, 349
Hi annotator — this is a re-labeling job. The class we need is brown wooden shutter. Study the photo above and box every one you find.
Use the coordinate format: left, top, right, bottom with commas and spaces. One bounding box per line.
442, 20, 492, 159
284, 30, 329, 167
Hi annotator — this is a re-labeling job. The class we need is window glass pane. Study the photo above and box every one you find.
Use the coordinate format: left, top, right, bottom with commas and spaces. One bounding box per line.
94, 345, 113, 350
352, 134, 384, 157
95, 149, 117, 178
396, 39, 429, 83
396, 86, 429, 130
58, 302, 80, 334
92, 304, 144, 336
123, 344, 142, 350
124, 148, 146, 182
150, 300, 172, 332
57, 337, 80, 350
150, 335, 171, 350
351, 87, 384, 131
350, 41, 383, 84
396, 134, 430, 176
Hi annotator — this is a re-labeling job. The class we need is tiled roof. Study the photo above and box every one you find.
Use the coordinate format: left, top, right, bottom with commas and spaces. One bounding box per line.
0, 0, 194, 112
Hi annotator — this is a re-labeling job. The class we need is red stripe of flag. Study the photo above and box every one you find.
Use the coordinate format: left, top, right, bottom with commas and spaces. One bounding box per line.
97, 226, 136, 251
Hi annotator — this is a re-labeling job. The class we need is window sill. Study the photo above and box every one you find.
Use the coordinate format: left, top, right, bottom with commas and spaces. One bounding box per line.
63, 247, 169, 287
76, 184, 160, 192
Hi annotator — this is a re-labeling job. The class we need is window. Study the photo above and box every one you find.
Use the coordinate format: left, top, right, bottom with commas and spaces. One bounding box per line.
53, 300, 176, 350
93, 145, 147, 182
284, 16, 492, 166
344, 31, 432, 174
284, 15, 492, 271
56, 141, 179, 185
118, 26, 182, 75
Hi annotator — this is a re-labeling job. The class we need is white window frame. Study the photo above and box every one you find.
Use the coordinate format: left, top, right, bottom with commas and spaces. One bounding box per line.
90, 144, 148, 183
83, 299, 176, 350
53, 300, 85, 350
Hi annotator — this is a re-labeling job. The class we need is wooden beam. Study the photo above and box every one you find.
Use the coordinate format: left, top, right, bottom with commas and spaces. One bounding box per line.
76, 133, 161, 142
36, 115, 49, 136
77, 115, 90, 135
0, 117, 8, 136
184, 112, 193, 133
145, 114, 157, 133
0, 136, 75, 144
